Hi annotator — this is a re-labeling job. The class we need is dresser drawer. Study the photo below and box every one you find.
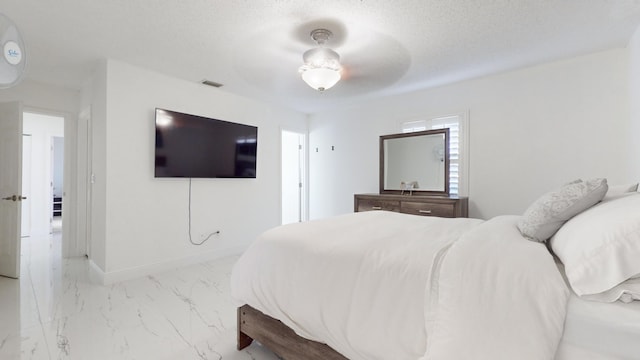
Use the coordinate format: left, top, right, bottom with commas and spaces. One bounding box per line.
400, 201, 455, 218
354, 194, 468, 218
356, 198, 400, 212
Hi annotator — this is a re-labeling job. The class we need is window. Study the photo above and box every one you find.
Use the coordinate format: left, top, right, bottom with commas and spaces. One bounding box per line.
401, 113, 468, 196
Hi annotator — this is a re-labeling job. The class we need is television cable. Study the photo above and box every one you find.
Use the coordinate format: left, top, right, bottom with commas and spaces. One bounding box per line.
188, 178, 219, 245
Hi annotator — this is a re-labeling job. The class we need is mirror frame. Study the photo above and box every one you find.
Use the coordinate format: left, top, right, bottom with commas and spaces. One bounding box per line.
379, 128, 450, 196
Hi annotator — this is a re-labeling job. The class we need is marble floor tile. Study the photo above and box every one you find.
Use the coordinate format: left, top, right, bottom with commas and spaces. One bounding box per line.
0, 232, 280, 360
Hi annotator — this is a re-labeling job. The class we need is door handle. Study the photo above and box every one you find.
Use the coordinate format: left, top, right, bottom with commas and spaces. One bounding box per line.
2, 195, 27, 201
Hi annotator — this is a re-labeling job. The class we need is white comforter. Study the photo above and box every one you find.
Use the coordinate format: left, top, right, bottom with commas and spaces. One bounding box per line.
231, 211, 569, 360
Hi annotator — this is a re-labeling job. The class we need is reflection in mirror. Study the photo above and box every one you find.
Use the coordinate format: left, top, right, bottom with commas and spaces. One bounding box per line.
380, 129, 449, 195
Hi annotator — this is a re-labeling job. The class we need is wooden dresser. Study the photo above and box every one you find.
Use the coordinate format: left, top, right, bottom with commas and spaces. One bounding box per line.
354, 194, 468, 218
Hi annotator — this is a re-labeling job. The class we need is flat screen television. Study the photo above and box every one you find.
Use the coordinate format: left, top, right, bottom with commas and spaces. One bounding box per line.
154, 108, 257, 178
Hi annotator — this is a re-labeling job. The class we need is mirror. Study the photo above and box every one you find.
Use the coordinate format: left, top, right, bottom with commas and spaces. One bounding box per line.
380, 129, 449, 195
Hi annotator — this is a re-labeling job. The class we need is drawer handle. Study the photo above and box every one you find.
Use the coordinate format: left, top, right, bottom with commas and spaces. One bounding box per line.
371, 206, 382, 210
418, 210, 432, 214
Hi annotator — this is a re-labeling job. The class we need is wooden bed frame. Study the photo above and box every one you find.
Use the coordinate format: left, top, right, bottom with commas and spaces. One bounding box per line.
237, 304, 348, 360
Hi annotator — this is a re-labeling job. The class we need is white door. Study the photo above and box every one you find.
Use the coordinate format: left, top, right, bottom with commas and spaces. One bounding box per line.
0, 101, 24, 279
281, 130, 306, 225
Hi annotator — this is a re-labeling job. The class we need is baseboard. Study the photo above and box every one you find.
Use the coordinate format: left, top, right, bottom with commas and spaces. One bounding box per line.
88, 259, 105, 284
90, 245, 248, 285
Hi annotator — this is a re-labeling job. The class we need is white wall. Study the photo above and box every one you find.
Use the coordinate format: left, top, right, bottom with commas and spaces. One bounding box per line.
84, 59, 307, 282
0, 80, 80, 112
630, 25, 640, 180
309, 49, 630, 220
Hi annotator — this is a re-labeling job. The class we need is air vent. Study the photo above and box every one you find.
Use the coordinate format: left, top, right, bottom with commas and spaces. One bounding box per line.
200, 79, 223, 88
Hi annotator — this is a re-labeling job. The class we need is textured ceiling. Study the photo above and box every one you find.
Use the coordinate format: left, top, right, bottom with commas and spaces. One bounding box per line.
2, 0, 640, 113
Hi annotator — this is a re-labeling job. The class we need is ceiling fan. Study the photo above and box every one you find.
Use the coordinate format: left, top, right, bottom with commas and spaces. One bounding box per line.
0, 13, 26, 89
233, 21, 411, 98
292, 23, 413, 94
298, 28, 342, 92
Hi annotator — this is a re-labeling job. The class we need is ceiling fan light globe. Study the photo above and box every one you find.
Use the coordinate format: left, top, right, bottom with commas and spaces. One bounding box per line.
301, 67, 341, 91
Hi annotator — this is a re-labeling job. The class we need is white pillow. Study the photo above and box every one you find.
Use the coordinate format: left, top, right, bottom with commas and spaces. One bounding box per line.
550, 193, 640, 300
517, 178, 608, 242
580, 278, 640, 303
603, 182, 639, 201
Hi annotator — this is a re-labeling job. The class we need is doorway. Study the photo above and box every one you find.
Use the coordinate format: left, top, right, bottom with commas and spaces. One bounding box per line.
52, 136, 64, 232
21, 134, 32, 237
281, 130, 307, 225
21, 112, 64, 237
0, 103, 70, 280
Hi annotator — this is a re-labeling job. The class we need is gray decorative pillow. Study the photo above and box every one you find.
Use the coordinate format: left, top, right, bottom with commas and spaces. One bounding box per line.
517, 178, 608, 242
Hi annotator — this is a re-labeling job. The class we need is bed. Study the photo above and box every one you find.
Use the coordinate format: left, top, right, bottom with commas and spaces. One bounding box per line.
231, 179, 640, 360
556, 294, 640, 359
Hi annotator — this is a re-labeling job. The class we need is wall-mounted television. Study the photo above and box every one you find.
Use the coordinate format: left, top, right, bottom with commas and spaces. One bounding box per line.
154, 108, 257, 178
